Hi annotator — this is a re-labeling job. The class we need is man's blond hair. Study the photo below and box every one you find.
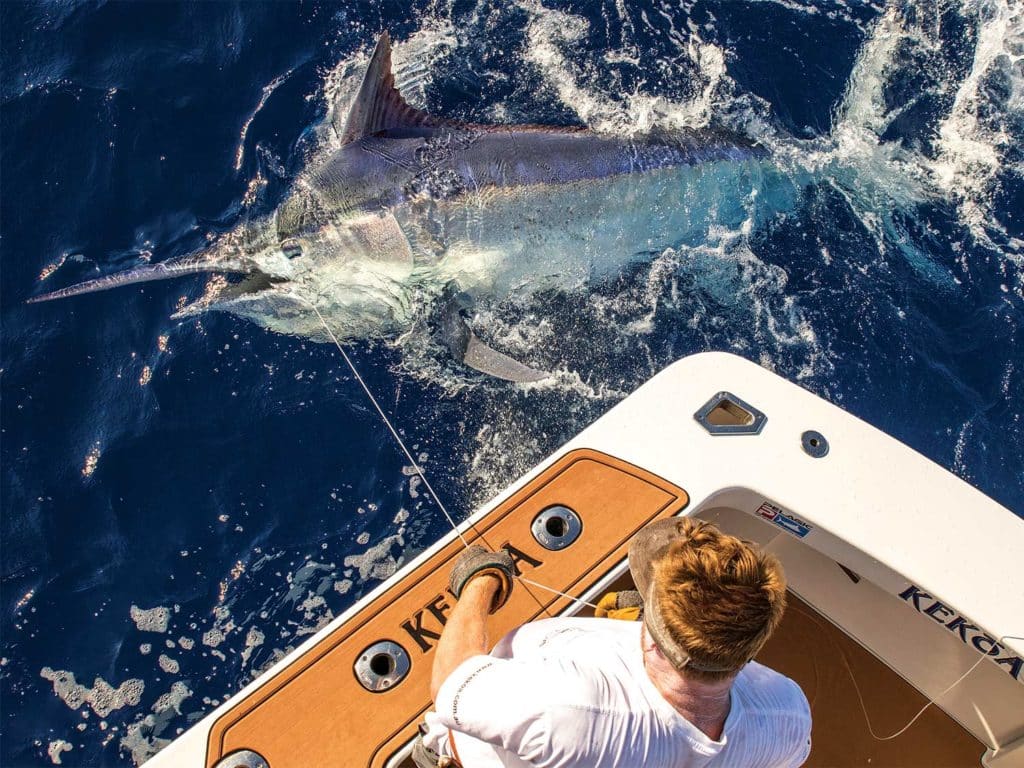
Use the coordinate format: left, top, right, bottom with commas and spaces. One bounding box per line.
651, 518, 787, 681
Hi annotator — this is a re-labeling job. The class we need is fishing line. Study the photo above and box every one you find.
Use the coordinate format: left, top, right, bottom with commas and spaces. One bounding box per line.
846, 633, 1024, 743
796, 603, 1021, 743
517, 577, 599, 611
300, 297, 598, 612
299, 297, 471, 548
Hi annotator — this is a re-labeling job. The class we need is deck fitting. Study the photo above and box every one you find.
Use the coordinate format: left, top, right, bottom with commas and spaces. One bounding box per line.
694, 391, 767, 436
801, 430, 829, 458
354, 640, 411, 693
532, 505, 583, 550
214, 749, 270, 768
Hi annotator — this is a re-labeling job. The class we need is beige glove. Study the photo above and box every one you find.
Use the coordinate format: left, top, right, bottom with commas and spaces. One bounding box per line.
449, 545, 515, 613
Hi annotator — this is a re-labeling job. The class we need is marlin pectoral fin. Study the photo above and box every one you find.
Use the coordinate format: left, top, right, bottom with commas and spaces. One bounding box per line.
462, 330, 550, 383
27, 259, 252, 304
349, 212, 413, 266
339, 33, 441, 145
438, 284, 549, 383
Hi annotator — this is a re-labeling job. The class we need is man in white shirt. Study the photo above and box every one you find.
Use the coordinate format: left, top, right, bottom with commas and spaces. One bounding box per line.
414, 517, 812, 767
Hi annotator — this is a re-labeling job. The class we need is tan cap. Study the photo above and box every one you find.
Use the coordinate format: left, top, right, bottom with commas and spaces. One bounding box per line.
628, 518, 689, 597
628, 517, 738, 674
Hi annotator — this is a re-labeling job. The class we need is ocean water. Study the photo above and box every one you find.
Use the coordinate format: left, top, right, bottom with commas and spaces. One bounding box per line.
1, 0, 1022, 764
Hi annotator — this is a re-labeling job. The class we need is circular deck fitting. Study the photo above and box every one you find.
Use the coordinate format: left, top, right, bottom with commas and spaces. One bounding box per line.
354, 640, 411, 693
531, 505, 583, 551
215, 750, 270, 768
801, 430, 829, 458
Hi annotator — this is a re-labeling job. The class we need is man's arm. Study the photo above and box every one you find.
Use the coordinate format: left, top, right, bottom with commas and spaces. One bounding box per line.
430, 574, 501, 701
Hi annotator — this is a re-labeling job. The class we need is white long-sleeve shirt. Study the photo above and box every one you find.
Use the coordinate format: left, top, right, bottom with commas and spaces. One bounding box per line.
424, 617, 811, 767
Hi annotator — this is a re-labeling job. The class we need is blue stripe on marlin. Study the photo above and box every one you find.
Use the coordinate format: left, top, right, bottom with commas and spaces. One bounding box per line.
29, 32, 772, 381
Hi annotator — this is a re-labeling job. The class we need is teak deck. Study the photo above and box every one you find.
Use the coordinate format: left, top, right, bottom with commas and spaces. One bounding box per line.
205, 449, 690, 768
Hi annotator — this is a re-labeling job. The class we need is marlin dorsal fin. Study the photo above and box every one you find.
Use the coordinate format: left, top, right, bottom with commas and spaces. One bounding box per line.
340, 33, 439, 145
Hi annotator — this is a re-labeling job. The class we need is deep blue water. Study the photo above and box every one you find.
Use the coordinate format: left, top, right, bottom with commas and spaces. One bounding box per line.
2, 1, 1022, 765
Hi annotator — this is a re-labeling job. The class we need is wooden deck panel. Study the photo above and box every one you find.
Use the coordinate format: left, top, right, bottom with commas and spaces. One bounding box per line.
205, 449, 689, 768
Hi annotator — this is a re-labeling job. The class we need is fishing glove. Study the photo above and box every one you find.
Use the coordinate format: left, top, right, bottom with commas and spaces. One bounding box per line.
449, 545, 515, 614
595, 589, 644, 621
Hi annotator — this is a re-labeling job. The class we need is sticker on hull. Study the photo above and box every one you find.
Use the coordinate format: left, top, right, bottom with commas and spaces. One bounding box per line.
756, 502, 813, 538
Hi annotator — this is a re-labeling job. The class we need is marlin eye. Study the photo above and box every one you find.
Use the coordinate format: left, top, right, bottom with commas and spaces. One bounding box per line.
281, 239, 303, 259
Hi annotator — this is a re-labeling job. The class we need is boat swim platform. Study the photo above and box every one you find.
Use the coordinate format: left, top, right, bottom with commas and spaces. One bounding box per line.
147, 352, 1024, 768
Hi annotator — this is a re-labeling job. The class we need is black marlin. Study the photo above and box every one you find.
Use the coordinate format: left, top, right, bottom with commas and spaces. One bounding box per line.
30, 33, 767, 381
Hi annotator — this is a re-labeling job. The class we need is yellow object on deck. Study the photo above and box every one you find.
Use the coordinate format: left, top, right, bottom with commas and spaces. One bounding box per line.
595, 591, 643, 622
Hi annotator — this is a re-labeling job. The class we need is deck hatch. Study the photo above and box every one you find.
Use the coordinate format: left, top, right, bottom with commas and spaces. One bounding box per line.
694, 391, 767, 436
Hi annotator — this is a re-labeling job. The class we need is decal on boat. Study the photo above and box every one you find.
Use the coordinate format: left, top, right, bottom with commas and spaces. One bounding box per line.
756, 502, 813, 538
899, 584, 1023, 684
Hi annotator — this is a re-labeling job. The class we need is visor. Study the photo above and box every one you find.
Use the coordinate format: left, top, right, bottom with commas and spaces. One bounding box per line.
628, 518, 738, 674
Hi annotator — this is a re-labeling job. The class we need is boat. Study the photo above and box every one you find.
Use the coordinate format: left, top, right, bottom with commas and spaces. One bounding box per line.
146, 351, 1024, 768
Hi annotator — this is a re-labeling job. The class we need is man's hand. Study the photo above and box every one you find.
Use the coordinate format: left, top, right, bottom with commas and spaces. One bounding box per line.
431, 546, 515, 701
448, 544, 516, 613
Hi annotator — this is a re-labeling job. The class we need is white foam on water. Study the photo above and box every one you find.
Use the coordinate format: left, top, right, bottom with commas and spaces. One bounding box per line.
47, 740, 72, 765
298, 593, 326, 614
40, 668, 144, 718
516, 0, 729, 134
152, 681, 191, 715
343, 533, 404, 582
201, 627, 226, 648
81, 442, 101, 478
119, 682, 193, 766
240, 626, 265, 667
235, 69, 295, 171
831, 0, 1023, 277
834, 5, 904, 140
794, 6, 948, 286
932, 0, 1023, 249
740, 0, 825, 15
295, 609, 334, 638
129, 605, 170, 633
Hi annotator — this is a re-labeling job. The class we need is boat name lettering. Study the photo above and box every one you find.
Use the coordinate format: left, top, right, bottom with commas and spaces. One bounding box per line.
401, 595, 450, 653
502, 543, 543, 575
400, 545, 546, 653
899, 584, 1023, 684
